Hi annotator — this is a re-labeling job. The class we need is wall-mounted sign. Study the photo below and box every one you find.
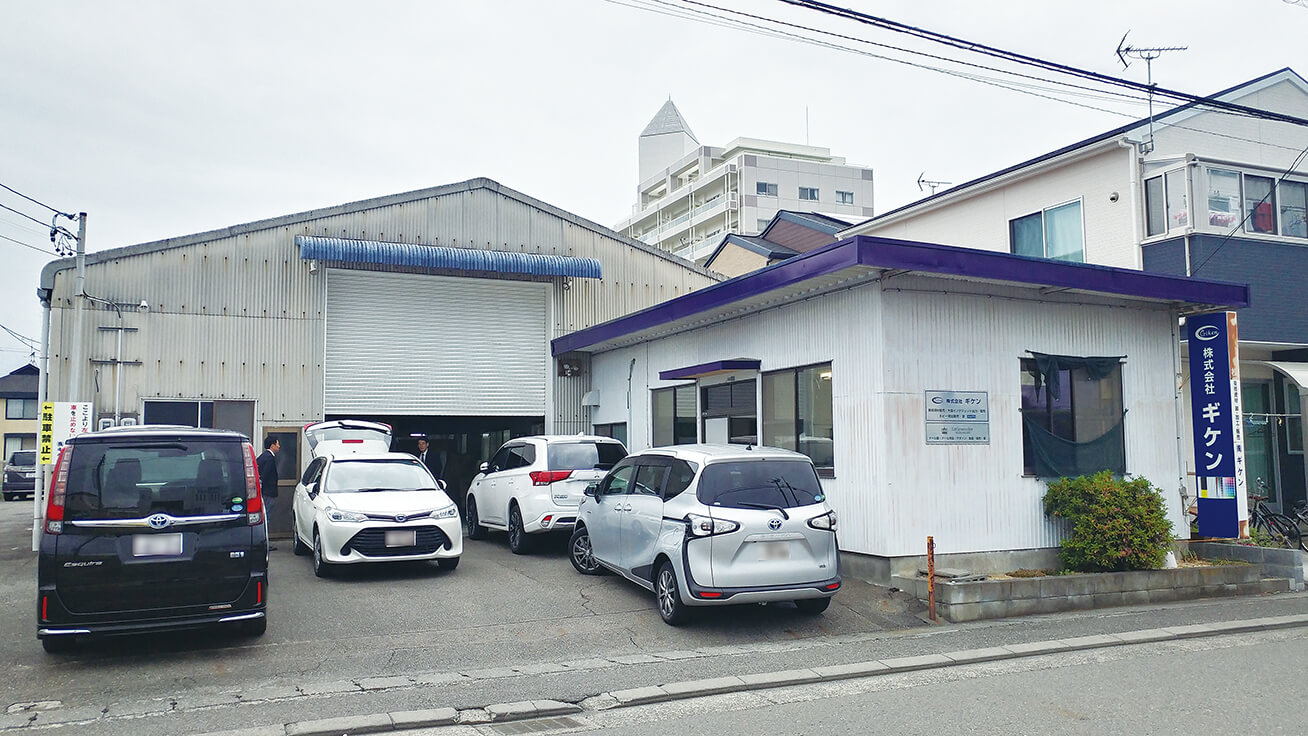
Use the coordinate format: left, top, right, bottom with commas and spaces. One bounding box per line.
39, 401, 95, 465
1187, 311, 1246, 538
925, 390, 989, 445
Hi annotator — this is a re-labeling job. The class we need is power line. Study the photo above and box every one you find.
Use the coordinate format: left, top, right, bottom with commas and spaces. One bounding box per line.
0, 181, 73, 218
0, 322, 39, 349
777, 0, 1308, 129
0, 232, 57, 256
0, 201, 51, 229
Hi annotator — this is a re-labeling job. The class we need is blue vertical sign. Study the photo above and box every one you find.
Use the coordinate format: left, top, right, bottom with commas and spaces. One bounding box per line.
1187, 312, 1244, 538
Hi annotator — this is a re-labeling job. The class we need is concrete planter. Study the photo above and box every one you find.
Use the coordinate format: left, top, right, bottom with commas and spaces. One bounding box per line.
1182, 541, 1307, 592
892, 563, 1287, 623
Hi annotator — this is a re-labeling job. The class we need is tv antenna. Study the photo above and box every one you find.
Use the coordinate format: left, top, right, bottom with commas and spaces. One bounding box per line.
1116, 32, 1187, 154
917, 172, 951, 196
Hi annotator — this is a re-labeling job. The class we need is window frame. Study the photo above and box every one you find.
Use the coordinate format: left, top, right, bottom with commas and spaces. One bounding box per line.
798, 186, 819, 201
5, 398, 38, 421
651, 384, 698, 446
756, 182, 778, 197
1019, 358, 1125, 476
762, 362, 834, 477
836, 190, 854, 205
1008, 199, 1085, 262
1278, 179, 1308, 238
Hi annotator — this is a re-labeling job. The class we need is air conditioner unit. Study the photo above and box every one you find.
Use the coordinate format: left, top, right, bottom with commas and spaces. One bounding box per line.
120, 417, 138, 427
727, 195, 739, 210
98, 418, 115, 431
727, 163, 738, 174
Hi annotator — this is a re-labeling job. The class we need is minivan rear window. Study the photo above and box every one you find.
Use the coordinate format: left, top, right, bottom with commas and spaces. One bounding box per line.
63, 441, 247, 520
548, 441, 627, 471
9, 451, 36, 466
697, 459, 824, 509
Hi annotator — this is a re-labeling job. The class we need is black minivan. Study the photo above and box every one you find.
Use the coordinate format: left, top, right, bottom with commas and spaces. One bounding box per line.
37, 426, 269, 653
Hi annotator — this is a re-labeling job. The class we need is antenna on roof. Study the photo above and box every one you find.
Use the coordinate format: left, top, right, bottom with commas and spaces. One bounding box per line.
1115, 31, 1187, 155
917, 172, 951, 196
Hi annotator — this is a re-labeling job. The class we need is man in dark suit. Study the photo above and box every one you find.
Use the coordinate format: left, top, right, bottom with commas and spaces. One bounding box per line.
416, 437, 444, 483
257, 436, 280, 550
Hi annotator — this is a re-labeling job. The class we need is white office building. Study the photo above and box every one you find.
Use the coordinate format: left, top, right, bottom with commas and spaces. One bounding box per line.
616, 100, 875, 264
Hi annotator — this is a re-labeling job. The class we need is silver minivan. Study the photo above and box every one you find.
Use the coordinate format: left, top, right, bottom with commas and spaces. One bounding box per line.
569, 444, 839, 625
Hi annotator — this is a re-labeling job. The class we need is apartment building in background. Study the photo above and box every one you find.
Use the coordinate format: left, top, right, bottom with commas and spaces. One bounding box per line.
616, 100, 875, 264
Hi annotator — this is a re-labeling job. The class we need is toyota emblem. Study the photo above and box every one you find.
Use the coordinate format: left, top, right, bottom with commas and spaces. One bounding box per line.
147, 513, 174, 530
768, 518, 783, 531
395, 514, 407, 523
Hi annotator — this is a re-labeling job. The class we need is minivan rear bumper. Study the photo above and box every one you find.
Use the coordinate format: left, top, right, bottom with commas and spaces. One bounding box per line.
37, 572, 267, 639
682, 574, 842, 606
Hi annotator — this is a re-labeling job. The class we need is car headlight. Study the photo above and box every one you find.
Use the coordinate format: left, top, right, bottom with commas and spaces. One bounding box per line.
326, 508, 368, 523
434, 506, 458, 519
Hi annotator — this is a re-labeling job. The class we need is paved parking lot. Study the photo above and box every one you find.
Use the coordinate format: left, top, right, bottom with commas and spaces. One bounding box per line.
0, 500, 925, 717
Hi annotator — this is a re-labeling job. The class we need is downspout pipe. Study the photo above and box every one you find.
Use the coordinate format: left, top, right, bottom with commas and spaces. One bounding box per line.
35, 257, 76, 551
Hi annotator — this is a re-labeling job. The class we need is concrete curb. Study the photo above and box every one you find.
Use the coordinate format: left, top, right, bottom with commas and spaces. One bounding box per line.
189, 613, 1308, 736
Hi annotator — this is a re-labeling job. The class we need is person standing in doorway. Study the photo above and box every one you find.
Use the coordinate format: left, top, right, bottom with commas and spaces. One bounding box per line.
257, 436, 280, 551
416, 437, 444, 484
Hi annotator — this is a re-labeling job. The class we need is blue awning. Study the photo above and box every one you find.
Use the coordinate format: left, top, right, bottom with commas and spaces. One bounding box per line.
296, 236, 601, 279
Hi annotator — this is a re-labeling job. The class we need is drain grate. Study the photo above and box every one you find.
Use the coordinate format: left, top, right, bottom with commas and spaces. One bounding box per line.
489, 716, 587, 734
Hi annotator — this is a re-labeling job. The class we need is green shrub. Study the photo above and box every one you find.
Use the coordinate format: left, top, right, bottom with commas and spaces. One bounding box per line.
1042, 471, 1174, 572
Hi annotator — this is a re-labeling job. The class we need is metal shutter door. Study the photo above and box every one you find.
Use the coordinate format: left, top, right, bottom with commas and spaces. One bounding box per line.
325, 270, 546, 416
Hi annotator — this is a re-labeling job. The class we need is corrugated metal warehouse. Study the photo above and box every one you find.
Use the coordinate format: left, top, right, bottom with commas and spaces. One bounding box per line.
556, 236, 1250, 579
37, 178, 721, 530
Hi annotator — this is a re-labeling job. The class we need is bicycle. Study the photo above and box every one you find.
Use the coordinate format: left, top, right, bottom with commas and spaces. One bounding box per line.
1248, 490, 1302, 550
1287, 499, 1308, 552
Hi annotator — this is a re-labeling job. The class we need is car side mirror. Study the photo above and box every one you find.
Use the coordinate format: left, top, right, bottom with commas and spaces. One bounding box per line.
307, 482, 319, 499
437, 479, 448, 492
479, 462, 489, 473
584, 482, 600, 498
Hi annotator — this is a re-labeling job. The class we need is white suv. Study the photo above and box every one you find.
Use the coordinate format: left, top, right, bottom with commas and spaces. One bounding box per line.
464, 435, 627, 554
568, 444, 839, 625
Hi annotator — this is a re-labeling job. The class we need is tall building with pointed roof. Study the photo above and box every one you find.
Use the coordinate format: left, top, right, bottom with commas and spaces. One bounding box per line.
618, 100, 874, 263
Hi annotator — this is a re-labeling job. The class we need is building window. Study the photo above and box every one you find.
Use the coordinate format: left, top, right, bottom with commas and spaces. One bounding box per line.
763, 363, 834, 474
701, 379, 756, 445
1009, 200, 1084, 262
593, 422, 628, 447
798, 187, 819, 201
1244, 174, 1277, 234
142, 400, 255, 438
1020, 357, 1125, 477
1207, 168, 1242, 228
1280, 180, 1307, 238
652, 385, 697, 446
836, 190, 854, 205
756, 182, 778, 197
5, 398, 38, 420
756, 219, 771, 232
4, 434, 37, 459
1144, 169, 1190, 237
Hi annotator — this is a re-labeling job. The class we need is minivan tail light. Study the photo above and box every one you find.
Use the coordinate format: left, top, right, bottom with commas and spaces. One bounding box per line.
44, 446, 70, 534
684, 513, 740, 538
243, 443, 264, 525
807, 511, 837, 531
530, 470, 572, 486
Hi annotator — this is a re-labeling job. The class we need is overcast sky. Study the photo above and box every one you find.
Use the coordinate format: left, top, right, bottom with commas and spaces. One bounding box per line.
2, 0, 1305, 374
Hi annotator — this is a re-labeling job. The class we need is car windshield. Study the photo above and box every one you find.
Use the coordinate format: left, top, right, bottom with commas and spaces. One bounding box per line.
324, 459, 434, 493
697, 459, 824, 510
10, 451, 35, 466
547, 441, 627, 471
63, 440, 247, 520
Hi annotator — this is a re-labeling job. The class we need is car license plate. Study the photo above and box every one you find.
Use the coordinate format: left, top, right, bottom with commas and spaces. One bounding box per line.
385, 530, 416, 548
757, 541, 790, 561
24, 471, 36, 478
132, 533, 183, 557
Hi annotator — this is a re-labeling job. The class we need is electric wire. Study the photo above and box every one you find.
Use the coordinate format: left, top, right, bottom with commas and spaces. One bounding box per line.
0, 202, 51, 229
0, 182, 74, 219
0, 232, 57, 256
1189, 142, 1308, 276
777, 0, 1308, 129
0, 322, 39, 349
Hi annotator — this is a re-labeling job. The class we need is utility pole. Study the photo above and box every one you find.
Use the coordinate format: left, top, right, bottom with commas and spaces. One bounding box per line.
68, 212, 88, 401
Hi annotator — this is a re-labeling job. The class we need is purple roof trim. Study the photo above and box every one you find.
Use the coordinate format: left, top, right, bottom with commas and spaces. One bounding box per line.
551, 236, 1251, 355
659, 359, 761, 380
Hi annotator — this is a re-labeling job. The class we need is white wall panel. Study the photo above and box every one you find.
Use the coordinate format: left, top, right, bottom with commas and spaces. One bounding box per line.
324, 270, 545, 416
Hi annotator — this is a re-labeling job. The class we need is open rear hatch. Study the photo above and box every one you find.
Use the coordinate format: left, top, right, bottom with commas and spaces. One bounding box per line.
306, 419, 393, 458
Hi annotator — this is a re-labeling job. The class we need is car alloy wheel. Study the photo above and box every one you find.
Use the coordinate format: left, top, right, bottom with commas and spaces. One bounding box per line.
465, 498, 487, 540
569, 526, 602, 575
312, 529, 331, 578
508, 504, 531, 555
655, 562, 688, 626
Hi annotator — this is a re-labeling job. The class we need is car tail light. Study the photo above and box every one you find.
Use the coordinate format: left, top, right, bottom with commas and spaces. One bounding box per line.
257, 581, 263, 604
542, 515, 553, 525
342, 439, 363, 444
807, 511, 837, 531
697, 591, 723, 599
41, 596, 48, 621
825, 582, 841, 591
530, 470, 572, 486
243, 443, 264, 526
684, 513, 740, 538
44, 446, 70, 534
